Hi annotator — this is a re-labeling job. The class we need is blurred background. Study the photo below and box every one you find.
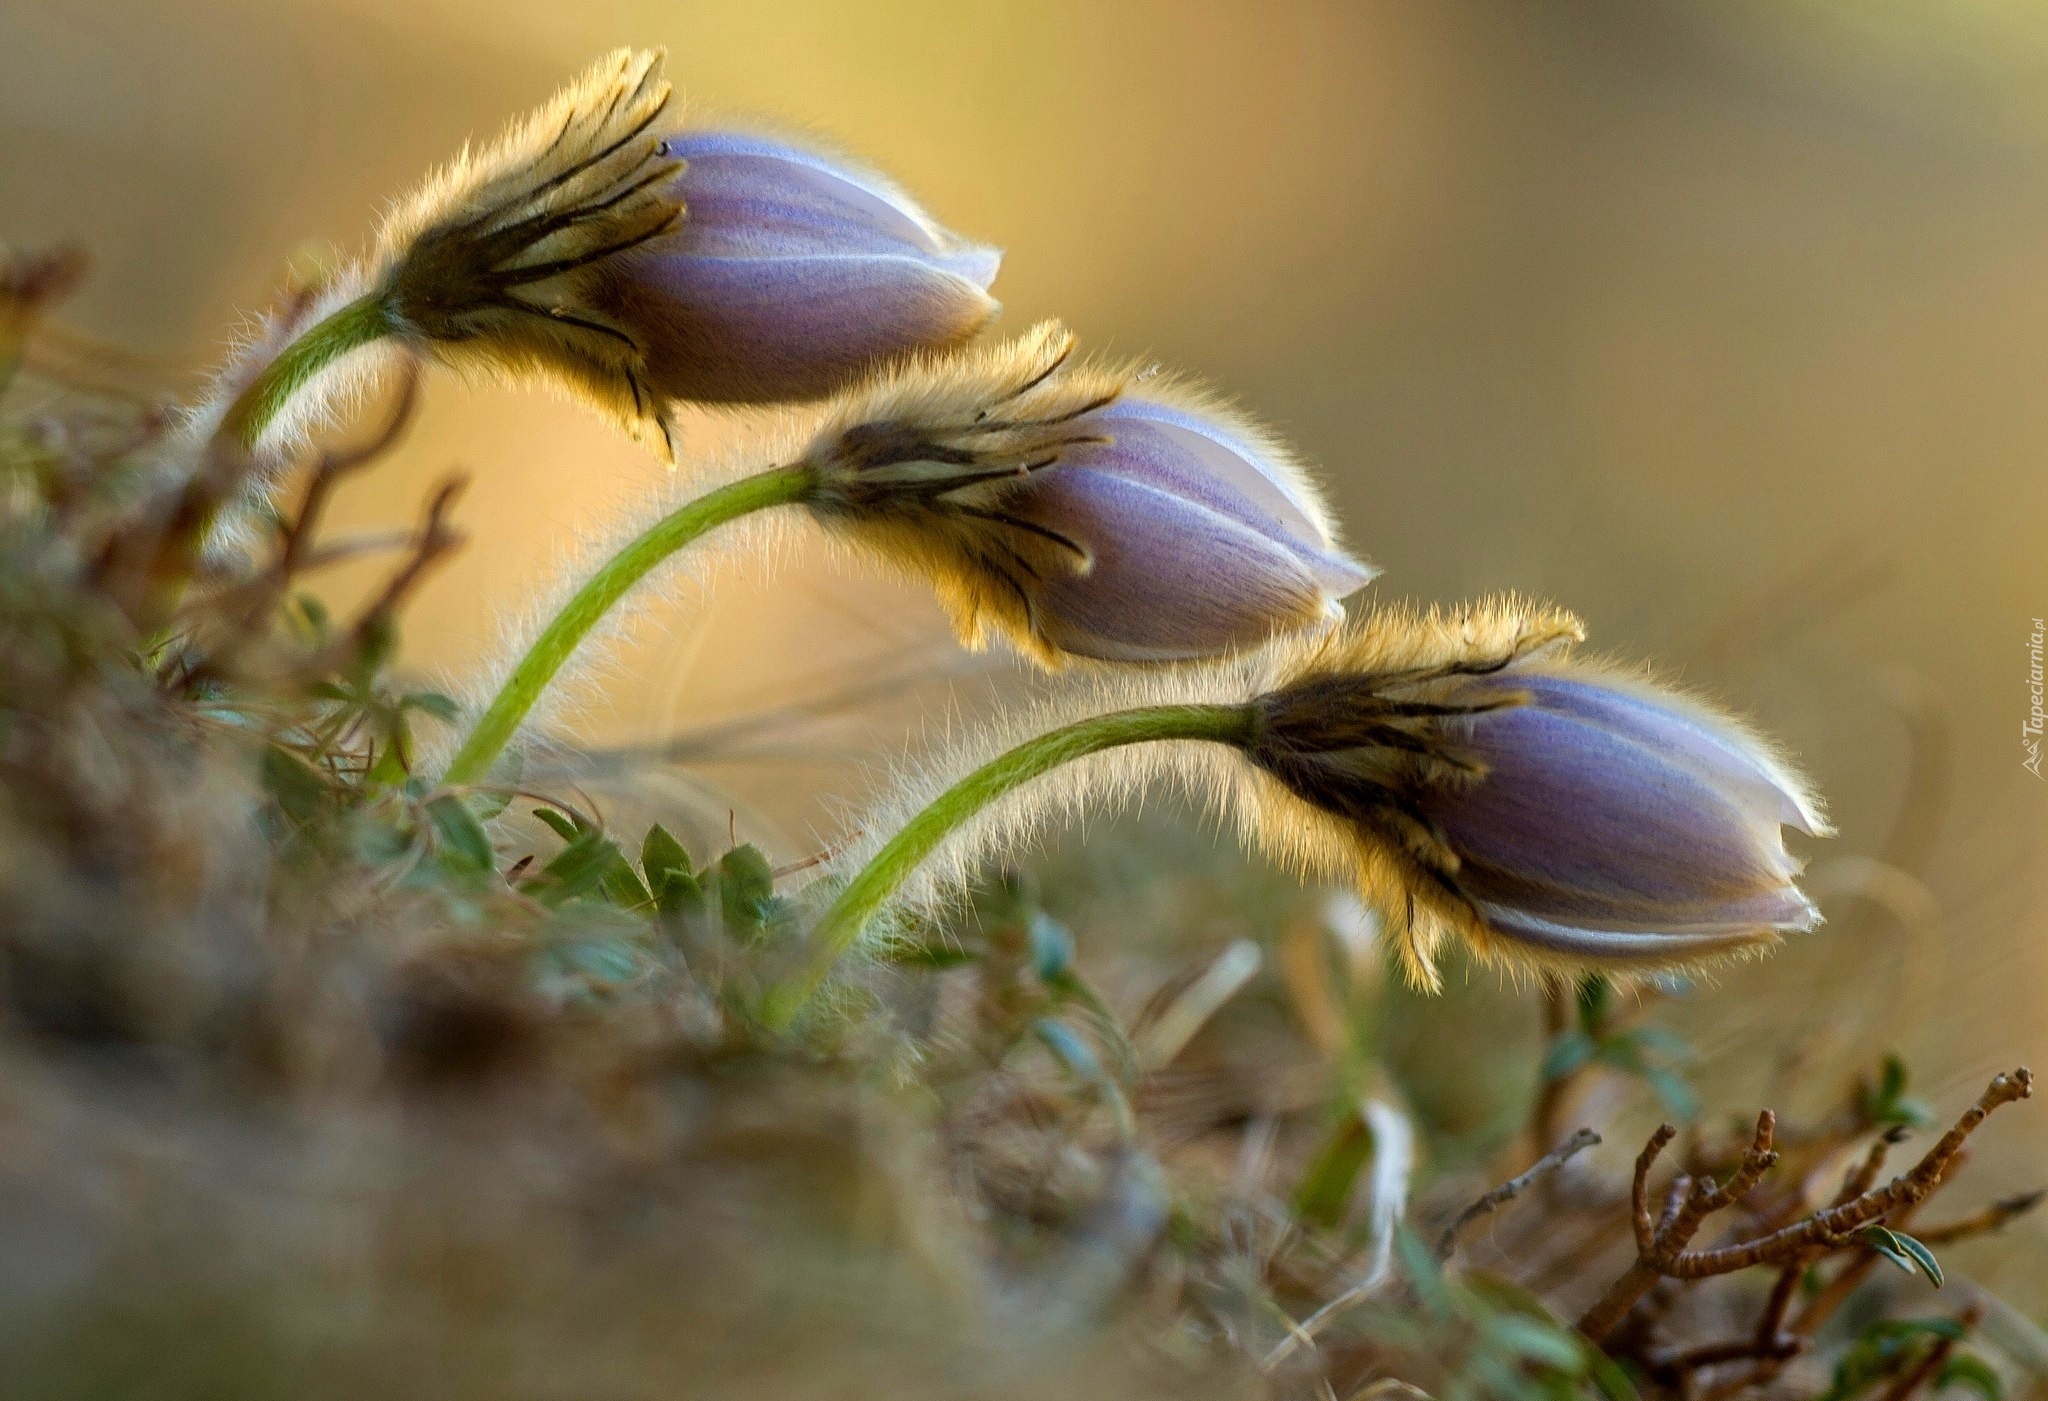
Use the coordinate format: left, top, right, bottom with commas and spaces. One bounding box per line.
3, 0, 2044, 1301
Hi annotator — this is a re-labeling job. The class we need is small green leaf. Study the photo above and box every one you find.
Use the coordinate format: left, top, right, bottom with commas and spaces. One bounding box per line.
400, 690, 460, 722
1937, 1353, 2003, 1401
348, 812, 413, 866
716, 844, 775, 928
1582, 1341, 1644, 1401
524, 822, 647, 909
1485, 1314, 1584, 1371
1292, 1109, 1372, 1231
1643, 1066, 1701, 1124
1575, 975, 1612, 1031
1878, 1053, 1910, 1105
290, 592, 331, 642
366, 711, 412, 785
1026, 910, 1075, 985
466, 785, 513, 822
640, 825, 702, 917
598, 853, 652, 909
1032, 1017, 1102, 1081
640, 823, 692, 886
1393, 1224, 1454, 1319
351, 614, 397, 681
1860, 1225, 1926, 1280
1890, 1230, 1944, 1288
261, 745, 328, 825
1593, 1035, 1647, 1073
1541, 1030, 1597, 1081
1628, 1025, 1693, 1060
532, 807, 582, 842
424, 794, 494, 872
654, 867, 703, 919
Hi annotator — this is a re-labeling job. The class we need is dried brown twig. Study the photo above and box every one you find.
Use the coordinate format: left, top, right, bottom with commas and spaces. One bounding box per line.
1912, 1190, 2046, 1246
1437, 1127, 1600, 1262
1580, 1068, 2033, 1344
330, 473, 468, 670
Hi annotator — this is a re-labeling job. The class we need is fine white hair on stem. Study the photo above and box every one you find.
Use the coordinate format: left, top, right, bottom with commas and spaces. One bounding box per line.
806, 643, 1288, 940
416, 412, 817, 780
180, 267, 402, 557
809, 595, 1827, 991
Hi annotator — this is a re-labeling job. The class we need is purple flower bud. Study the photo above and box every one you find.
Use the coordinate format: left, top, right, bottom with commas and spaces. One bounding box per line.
803, 324, 1375, 666
599, 130, 1001, 405
1246, 600, 1827, 983
1428, 670, 1827, 962
998, 398, 1376, 661
353, 53, 999, 457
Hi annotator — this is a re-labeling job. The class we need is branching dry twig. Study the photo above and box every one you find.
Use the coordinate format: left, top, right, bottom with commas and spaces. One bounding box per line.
1438, 1127, 1600, 1262
1579, 1069, 2034, 1345
1913, 1190, 2045, 1246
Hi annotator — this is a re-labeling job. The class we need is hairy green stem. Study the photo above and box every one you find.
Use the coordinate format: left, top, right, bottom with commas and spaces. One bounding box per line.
220, 292, 395, 448
765, 701, 1259, 1029
441, 464, 817, 787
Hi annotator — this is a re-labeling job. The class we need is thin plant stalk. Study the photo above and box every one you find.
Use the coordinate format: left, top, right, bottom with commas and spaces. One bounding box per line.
765, 701, 1258, 1029
220, 294, 394, 448
441, 463, 816, 787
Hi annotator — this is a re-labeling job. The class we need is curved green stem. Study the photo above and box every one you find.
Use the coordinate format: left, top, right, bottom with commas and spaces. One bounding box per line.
220, 293, 395, 448
441, 463, 817, 788
765, 701, 1259, 1030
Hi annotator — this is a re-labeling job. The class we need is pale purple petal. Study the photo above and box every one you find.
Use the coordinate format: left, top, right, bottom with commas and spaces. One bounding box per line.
659, 131, 965, 259
1011, 467, 1341, 661
1475, 906, 1807, 966
1430, 701, 1800, 928
1094, 400, 1333, 549
605, 129, 1001, 403
1065, 406, 1375, 597
614, 252, 995, 402
1511, 672, 1825, 836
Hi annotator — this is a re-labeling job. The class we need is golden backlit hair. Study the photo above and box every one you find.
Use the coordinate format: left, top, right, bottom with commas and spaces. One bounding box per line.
803, 321, 1355, 667
826, 596, 1825, 991
372, 48, 684, 454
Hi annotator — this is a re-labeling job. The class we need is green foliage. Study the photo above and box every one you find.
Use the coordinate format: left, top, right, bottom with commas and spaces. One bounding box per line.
1358, 1226, 1641, 1401
1861, 1054, 1940, 1131
1542, 977, 1700, 1123
1820, 1319, 1973, 1401
1938, 1352, 2006, 1401
1859, 1225, 1945, 1287
1293, 1108, 1377, 1231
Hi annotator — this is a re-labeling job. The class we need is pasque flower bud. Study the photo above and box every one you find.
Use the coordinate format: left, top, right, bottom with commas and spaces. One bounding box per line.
790, 597, 1828, 1020
1243, 599, 1829, 985
596, 130, 1000, 405
801, 323, 1375, 664
226, 49, 1002, 456
369, 48, 687, 447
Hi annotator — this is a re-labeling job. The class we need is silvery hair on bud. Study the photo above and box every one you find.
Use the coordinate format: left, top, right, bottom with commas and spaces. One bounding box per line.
184, 48, 682, 542
180, 281, 414, 559
800, 321, 1361, 667
371, 47, 684, 454
816, 596, 1826, 990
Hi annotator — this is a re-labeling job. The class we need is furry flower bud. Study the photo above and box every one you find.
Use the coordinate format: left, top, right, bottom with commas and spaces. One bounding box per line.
371, 48, 687, 447
801, 323, 1375, 664
360, 51, 998, 453
1243, 599, 1829, 985
596, 130, 1001, 405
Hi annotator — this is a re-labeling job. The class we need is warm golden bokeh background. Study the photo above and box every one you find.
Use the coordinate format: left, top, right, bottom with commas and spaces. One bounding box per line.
5, 0, 2045, 1300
